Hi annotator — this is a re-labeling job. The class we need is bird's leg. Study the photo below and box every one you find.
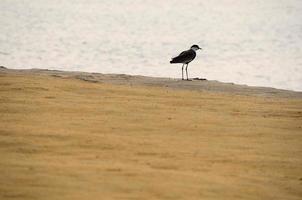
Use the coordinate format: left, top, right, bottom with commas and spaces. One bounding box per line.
181, 64, 185, 80
185, 64, 189, 80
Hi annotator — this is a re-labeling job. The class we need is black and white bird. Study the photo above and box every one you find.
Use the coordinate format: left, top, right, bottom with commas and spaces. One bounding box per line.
170, 44, 202, 80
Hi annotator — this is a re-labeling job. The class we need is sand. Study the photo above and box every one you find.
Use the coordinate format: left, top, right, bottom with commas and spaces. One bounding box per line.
0, 67, 302, 200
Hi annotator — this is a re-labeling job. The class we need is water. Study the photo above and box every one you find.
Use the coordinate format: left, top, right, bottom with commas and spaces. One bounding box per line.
1, 0, 302, 91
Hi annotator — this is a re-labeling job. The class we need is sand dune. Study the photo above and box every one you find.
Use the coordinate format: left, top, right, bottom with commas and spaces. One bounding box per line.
0, 68, 301, 199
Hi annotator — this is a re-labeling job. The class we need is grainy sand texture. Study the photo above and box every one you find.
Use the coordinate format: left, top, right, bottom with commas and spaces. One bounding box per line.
1, 68, 302, 200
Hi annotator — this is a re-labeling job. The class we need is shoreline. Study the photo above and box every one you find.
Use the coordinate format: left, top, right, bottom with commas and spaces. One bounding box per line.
1, 66, 302, 199
1, 67, 301, 99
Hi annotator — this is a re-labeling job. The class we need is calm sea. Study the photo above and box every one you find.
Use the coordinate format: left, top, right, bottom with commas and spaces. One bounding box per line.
1, 0, 302, 91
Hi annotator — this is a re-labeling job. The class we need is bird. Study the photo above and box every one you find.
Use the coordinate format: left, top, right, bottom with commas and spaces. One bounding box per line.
170, 44, 202, 80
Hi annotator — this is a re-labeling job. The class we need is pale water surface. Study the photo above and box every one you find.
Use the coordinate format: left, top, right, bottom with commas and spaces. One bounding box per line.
1, 0, 302, 91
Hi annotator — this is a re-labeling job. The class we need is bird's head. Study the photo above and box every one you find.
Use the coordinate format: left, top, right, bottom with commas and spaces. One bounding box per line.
190, 44, 202, 51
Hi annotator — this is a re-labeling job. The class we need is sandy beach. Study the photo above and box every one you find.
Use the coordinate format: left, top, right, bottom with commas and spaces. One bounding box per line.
0, 67, 302, 199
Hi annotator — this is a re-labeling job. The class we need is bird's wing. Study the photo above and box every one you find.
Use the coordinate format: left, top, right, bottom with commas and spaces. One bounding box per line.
171, 50, 196, 63
172, 50, 187, 59
178, 50, 187, 57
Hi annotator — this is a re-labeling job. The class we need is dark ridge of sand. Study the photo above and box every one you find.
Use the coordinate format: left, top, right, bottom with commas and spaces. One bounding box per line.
1, 67, 301, 98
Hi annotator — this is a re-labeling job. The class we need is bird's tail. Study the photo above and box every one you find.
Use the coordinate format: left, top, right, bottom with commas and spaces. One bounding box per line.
170, 58, 177, 64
